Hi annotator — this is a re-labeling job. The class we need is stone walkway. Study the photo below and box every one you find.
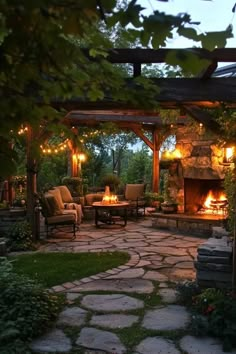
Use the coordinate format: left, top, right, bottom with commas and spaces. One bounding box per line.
30, 218, 234, 354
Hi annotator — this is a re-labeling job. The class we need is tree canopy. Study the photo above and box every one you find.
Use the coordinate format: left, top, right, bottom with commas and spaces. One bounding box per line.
0, 0, 233, 177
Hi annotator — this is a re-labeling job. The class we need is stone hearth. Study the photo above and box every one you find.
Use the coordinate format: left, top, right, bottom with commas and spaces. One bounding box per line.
151, 212, 226, 237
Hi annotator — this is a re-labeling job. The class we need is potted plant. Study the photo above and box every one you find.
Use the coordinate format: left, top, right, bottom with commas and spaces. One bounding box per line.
161, 199, 178, 213
161, 174, 178, 213
144, 192, 164, 209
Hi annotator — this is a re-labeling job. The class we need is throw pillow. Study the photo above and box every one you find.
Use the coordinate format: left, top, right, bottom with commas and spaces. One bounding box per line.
48, 188, 64, 209
45, 194, 63, 216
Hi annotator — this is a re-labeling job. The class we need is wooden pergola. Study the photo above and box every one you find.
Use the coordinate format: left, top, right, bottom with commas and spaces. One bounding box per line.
23, 47, 236, 242
55, 48, 236, 192
23, 48, 236, 286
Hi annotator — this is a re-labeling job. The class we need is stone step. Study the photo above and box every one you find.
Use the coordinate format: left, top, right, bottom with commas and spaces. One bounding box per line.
195, 261, 232, 273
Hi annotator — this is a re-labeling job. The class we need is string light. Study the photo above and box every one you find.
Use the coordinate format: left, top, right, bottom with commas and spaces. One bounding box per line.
18, 126, 28, 135
40, 129, 106, 155
40, 139, 69, 154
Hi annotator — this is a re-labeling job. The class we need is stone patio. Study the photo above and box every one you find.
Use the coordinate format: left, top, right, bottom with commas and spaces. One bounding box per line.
29, 217, 235, 353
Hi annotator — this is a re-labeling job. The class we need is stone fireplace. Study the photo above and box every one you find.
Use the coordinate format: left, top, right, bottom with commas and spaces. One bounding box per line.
184, 178, 226, 213
164, 124, 231, 214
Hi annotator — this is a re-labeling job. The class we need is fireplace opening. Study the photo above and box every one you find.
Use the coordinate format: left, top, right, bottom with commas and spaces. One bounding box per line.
184, 178, 227, 214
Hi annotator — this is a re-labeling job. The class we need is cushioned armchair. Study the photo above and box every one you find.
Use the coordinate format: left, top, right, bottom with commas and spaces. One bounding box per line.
40, 193, 77, 238
40, 185, 83, 237
124, 183, 146, 216
49, 186, 83, 224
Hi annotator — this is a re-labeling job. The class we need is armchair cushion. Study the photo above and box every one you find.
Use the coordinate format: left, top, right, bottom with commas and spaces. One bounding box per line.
46, 213, 75, 225
125, 184, 145, 200
55, 185, 73, 203
85, 193, 104, 206
124, 184, 146, 217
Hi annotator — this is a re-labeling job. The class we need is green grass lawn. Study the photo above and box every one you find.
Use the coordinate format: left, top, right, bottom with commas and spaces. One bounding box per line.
9, 251, 130, 288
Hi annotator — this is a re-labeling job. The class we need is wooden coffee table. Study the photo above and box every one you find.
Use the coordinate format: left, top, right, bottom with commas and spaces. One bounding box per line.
92, 202, 130, 227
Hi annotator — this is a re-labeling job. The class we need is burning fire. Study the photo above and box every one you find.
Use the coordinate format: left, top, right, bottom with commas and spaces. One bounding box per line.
224, 147, 234, 163
203, 189, 227, 209
102, 194, 118, 205
102, 185, 118, 204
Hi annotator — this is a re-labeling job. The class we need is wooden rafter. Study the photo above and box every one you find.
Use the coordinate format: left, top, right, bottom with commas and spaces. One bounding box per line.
131, 127, 153, 150
183, 105, 221, 135
199, 61, 218, 80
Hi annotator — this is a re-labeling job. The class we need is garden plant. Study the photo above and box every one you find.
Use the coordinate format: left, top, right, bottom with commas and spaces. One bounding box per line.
0, 258, 65, 353
176, 281, 236, 352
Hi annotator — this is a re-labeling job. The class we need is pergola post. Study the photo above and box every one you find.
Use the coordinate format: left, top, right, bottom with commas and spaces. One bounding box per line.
26, 125, 38, 241
71, 145, 79, 177
152, 129, 160, 193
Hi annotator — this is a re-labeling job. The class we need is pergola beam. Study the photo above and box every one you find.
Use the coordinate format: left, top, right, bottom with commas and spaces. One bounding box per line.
105, 48, 236, 64
141, 78, 236, 102
55, 78, 236, 112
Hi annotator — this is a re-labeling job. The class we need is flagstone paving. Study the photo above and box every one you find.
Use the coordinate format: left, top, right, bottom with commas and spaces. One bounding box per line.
30, 218, 235, 353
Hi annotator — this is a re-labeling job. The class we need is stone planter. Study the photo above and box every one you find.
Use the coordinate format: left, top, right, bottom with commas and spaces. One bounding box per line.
161, 203, 178, 214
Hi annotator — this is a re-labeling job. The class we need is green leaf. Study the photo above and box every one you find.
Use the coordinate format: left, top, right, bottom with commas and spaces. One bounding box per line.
166, 50, 211, 75
140, 30, 150, 46
178, 27, 199, 41
89, 48, 108, 58
199, 26, 233, 50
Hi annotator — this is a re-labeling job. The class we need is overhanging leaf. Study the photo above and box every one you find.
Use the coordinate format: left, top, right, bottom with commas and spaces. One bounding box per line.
178, 27, 199, 41
166, 50, 211, 76
199, 26, 233, 50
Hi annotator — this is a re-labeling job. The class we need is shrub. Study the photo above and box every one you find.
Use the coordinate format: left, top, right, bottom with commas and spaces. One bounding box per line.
144, 192, 164, 204
224, 170, 236, 232
176, 280, 201, 307
6, 220, 35, 251
177, 283, 236, 352
62, 176, 83, 196
192, 288, 236, 351
0, 258, 65, 353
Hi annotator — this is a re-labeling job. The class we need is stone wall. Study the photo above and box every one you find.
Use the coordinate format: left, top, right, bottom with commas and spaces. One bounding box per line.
0, 208, 26, 236
176, 125, 226, 179
194, 235, 233, 289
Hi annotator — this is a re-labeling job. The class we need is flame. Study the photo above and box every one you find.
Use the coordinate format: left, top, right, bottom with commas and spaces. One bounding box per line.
225, 147, 234, 162
102, 185, 118, 204
102, 194, 118, 205
161, 149, 182, 160
203, 189, 227, 209
172, 148, 182, 159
